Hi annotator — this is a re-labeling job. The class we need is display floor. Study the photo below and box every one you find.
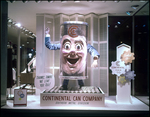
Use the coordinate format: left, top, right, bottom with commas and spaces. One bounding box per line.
135, 96, 149, 106
2, 95, 149, 110
1, 95, 149, 116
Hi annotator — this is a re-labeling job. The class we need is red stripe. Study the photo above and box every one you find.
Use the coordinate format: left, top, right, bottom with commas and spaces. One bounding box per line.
14, 104, 27, 106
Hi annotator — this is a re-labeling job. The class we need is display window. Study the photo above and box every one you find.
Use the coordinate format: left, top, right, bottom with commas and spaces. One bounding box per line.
1, 1, 149, 116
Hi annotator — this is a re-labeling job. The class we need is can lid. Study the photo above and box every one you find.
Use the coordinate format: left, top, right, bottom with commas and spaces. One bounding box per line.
61, 21, 88, 26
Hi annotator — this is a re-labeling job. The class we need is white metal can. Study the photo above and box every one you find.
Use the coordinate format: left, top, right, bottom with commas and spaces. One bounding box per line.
59, 21, 88, 80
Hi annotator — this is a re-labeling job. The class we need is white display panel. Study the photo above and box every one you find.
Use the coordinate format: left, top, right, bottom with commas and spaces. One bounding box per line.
116, 43, 132, 104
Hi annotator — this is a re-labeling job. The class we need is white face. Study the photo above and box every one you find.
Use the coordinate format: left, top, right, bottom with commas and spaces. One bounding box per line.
60, 35, 87, 76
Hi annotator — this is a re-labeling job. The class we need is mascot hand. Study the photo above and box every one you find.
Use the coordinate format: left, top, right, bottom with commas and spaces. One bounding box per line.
91, 60, 98, 68
45, 27, 50, 34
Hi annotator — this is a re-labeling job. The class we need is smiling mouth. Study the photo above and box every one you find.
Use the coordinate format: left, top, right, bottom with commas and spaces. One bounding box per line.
67, 58, 79, 64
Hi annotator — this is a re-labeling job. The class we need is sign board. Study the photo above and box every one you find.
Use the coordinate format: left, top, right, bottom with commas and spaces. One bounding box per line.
116, 43, 132, 104
40, 87, 105, 107
35, 73, 55, 91
14, 89, 27, 106
110, 60, 126, 76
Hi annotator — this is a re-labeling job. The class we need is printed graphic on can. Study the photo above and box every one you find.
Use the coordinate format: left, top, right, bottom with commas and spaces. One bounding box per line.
59, 21, 88, 79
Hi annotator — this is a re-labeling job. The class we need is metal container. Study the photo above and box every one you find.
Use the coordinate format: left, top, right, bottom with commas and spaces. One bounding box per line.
59, 21, 88, 80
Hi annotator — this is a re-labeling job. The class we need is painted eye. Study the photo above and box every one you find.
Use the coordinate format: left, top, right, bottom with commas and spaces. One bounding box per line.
64, 43, 71, 50
75, 43, 82, 50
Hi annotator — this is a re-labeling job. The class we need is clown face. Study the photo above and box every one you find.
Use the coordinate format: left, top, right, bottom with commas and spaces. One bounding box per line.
60, 35, 87, 76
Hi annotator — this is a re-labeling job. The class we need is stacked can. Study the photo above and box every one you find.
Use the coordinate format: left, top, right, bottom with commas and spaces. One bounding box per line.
59, 21, 88, 80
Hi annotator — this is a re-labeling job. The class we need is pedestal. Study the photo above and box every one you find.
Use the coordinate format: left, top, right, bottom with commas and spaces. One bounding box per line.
116, 44, 132, 104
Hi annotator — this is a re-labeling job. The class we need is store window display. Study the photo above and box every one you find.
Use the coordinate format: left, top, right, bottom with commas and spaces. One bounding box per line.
45, 21, 100, 90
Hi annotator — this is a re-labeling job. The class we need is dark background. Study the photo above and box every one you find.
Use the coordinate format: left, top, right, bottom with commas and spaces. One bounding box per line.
109, 16, 149, 96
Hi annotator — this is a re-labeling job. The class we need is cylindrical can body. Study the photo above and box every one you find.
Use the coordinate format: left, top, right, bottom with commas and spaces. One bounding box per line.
59, 21, 88, 80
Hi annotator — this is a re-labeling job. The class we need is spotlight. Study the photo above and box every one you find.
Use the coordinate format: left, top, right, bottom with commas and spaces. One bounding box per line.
25, 29, 29, 32
74, 0, 80, 3
114, 25, 118, 28
15, 23, 21, 27
22, 27, 26, 31
29, 31, 32, 34
114, 0, 119, 3
28, 53, 32, 58
32, 34, 36, 37
78, 14, 83, 17
29, 31, 33, 36
19, 26, 23, 29
126, 11, 133, 15
126, 25, 129, 28
12, 21, 16, 25
22, 0, 28, 3
8, 19, 12, 27
8, 18, 13, 23
117, 22, 121, 24
101, 0, 106, 2
131, 5, 139, 10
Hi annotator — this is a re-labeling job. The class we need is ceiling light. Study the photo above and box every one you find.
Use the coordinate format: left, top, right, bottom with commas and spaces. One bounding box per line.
115, 25, 118, 28
22, 27, 26, 31
131, 5, 139, 10
27, 42, 29, 44
28, 53, 32, 58
12, 21, 16, 25
19, 26, 23, 29
74, 0, 80, 3
22, 0, 28, 3
25, 29, 29, 32
32, 34, 36, 37
8, 19, 13, 23
78, 14, 83, 17
117, 22, 121, 24
126, 11, 133, 15
15, 23, 21, 27
114, 0, 119, 3
101, 0, 106, 2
